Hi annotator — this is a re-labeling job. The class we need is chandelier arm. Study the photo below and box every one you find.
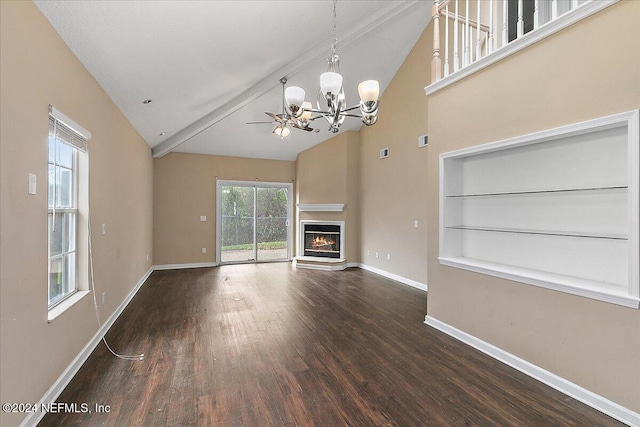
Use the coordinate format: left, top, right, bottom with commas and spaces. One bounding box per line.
341, 113, 366, 118
342, 105, 362, 112
308, 113, 331, 119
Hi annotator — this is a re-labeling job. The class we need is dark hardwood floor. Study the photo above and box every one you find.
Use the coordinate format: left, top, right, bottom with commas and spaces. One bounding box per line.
39, 264, 622, 426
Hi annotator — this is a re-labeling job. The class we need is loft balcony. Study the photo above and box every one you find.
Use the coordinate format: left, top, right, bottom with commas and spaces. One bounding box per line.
425, 0, 619, 95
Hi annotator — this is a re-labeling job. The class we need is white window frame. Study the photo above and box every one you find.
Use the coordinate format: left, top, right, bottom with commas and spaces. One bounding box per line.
47, 106, 90, 315
48, 132, 79, 308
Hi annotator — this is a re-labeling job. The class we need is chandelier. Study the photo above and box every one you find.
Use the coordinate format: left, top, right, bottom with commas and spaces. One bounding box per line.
283, 0, 380, 134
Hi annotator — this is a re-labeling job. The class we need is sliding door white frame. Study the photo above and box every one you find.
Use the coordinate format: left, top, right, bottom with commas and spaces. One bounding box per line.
216, 179, 293, 265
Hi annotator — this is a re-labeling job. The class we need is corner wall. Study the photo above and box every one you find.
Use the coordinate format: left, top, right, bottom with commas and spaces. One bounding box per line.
0, 2, 153, 426
426, 0, 640, 412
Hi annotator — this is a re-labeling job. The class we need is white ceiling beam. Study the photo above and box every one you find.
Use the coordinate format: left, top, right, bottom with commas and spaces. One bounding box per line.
151, 1, 425, 158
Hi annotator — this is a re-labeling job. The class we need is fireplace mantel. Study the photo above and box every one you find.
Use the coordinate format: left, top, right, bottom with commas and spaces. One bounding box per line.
297, 203, 345, 212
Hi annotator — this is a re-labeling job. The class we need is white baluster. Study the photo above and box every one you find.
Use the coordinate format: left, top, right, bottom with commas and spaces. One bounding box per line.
502, 0, 508, 47
534, 0, 539, 29
444, 4, 450, 76
489, 0, 494, 53
431, 1, 441, 82
571, 0, 579, 10
464, 0, 470, 66
552, 0, 558, 19
476, 0, 481, 60
454, 0, 460, 71
517, 0, 524, 38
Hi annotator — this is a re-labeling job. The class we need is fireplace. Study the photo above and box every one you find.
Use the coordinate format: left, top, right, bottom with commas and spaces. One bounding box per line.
299, 220, 344, 260
304, 224, 340, 258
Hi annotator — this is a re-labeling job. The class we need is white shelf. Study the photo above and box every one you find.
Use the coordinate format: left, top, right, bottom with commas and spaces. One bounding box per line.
445, 225, 627, 241
297, 203, 345, 212
439, 110, 639, 307
445, 185, 628, 198
438, 256, 639, 308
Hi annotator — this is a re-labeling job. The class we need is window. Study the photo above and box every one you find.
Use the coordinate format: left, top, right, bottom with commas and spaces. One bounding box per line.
48, 108, 89, 308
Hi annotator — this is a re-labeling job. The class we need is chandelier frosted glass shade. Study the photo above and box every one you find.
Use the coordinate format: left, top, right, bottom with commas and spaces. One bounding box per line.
300, 101, 313, 121
273, 126, 290, 137
320, 72, 343, 96
285, 86, 306, 117
358, 80, 379, 103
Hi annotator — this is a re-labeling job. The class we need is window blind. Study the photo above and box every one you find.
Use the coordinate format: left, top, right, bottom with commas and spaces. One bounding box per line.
48, 105, 90, 152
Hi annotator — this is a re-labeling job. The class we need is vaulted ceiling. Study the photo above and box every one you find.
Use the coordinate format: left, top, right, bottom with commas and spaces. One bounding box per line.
34, 1, 431, 161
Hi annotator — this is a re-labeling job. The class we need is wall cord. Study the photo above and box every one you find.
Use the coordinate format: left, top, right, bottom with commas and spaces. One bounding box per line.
87, 166, 144, 361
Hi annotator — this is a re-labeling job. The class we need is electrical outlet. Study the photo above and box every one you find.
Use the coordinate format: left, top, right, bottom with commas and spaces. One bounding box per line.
201, 248, 207, 254
367, 250, 370, 256
28, 173, 37, 195
101, 292, 105, 305
387, 253, 390, 261
375, 252, 379, 258
414, 220, 419, 228
200, 215, 207, 222
101, 223, 106, 235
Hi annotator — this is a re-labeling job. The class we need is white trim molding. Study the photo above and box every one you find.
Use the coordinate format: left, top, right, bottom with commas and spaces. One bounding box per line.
359, 263, 427, 291
21, 267, 153, 427
425, 0, 619, 96
297, 203, 345, 212
153, 262, 218, 271
424, 316, 640, 427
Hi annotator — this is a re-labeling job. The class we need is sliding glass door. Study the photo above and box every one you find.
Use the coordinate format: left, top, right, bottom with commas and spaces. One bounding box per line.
218, 181, 292, 264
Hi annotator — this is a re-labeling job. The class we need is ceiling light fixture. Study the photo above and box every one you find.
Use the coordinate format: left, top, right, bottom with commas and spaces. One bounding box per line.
284, 0, 379, 133
246, 77, 320, 139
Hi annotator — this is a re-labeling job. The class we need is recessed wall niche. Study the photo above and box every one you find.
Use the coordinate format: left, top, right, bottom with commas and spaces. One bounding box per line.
439, 110, 639, 308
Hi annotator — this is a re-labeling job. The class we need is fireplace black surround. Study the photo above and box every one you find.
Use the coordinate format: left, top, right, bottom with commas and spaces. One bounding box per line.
303, 224, 341, 259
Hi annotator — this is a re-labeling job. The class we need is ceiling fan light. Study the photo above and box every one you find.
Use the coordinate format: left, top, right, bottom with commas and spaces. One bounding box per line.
320, 72, 343, 96
300, 101, 313, 121
273, 126, 283, 136
281, 126, 290, 137
358, 80, 379, 103
285, 86, 305, 110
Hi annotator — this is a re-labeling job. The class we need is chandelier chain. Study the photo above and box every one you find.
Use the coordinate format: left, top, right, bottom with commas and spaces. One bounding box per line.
331, 0, 338, 58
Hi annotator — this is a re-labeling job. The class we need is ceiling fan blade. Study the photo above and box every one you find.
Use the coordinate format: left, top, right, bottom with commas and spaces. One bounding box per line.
291, 123, 315, 132
265, 112, 282, 121
246, 121, 275, 125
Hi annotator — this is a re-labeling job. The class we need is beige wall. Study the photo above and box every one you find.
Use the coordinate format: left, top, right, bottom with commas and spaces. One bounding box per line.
295, 131, 360, 262
427, 1, 640, 412
0, 2, 153, 426
153, 153, 295, 265
358, 26, 431, 284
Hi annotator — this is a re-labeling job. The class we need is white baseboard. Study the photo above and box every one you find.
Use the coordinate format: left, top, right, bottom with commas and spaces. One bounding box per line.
358, 263, 427, 291
20, 267, 153, 427
424, 315, 640, 427
153, 262, 217, 270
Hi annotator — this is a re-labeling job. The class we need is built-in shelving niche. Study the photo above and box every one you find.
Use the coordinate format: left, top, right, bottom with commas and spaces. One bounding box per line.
439, 110, 639, 308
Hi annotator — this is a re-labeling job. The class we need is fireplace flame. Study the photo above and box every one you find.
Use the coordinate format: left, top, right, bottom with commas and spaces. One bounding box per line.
312, 236, 335, 249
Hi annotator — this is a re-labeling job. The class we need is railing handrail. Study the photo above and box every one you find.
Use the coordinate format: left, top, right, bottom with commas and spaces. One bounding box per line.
429, 0, 605, 86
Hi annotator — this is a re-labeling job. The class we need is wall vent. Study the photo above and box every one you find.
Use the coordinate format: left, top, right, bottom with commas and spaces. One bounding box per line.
379, 147, 390, 159
418, 134, 428, 148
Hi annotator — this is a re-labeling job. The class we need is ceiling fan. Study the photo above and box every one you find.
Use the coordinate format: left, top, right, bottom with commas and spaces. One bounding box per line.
246, 77, 320, 138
